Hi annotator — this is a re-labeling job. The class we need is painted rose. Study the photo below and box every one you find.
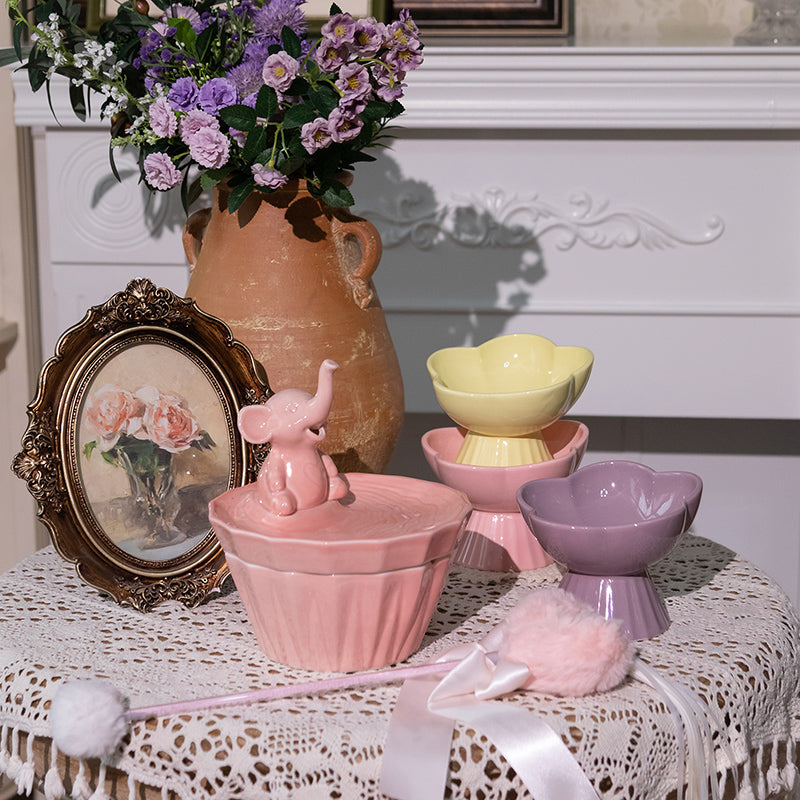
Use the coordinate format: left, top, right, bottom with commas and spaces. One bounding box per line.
138, 388, 203, 453
85, 385, 144, 450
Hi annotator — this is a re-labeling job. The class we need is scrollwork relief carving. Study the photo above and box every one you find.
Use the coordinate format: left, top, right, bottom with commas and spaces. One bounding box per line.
360, 188, 725, 251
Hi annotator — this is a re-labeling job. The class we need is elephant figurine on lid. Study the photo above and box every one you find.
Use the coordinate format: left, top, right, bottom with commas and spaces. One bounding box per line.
238, 359, 349, 516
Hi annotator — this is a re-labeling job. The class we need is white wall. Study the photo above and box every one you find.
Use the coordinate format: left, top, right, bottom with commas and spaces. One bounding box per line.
0, 30, 43, 573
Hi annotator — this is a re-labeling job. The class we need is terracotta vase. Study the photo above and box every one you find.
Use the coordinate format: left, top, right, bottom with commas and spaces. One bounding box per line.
183, 179, 404, 473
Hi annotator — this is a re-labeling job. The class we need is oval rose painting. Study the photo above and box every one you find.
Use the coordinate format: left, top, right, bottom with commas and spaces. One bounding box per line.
77, 341, 232, 563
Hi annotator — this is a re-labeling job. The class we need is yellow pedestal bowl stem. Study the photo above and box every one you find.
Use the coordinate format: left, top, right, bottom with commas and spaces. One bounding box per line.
455, 430, 554, 466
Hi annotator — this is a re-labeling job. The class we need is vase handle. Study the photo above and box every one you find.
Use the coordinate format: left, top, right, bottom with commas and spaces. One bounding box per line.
336, 216, 382, 310
182, 207, 212, 272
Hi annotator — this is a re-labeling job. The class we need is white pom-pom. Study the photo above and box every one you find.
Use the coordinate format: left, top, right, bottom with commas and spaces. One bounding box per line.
50, 680, 130, 759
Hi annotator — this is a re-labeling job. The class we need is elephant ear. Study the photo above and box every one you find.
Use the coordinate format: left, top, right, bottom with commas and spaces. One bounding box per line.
238, 405, 273, 444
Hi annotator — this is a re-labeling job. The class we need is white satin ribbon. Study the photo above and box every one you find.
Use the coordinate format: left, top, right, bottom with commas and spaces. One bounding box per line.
380, 644, 600, 800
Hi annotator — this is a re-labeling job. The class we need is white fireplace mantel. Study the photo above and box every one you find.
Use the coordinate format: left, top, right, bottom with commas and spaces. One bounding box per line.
10, 45, 800, 422
9, 45, 800, 606
13, 46, 800, 130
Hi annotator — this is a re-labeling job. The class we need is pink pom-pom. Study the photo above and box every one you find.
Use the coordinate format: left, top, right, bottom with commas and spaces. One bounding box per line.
495, 588, 635, 697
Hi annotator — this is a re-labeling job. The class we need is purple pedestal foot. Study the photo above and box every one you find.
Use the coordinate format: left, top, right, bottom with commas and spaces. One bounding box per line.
559, 572, 670, 640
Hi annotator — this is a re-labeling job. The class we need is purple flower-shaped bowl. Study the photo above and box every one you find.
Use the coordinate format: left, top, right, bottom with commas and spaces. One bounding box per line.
516, 461, 702, 639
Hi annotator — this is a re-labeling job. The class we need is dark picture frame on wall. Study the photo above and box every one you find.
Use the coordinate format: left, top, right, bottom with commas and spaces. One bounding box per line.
13, 278, 271, 612
389, 0, 571, 35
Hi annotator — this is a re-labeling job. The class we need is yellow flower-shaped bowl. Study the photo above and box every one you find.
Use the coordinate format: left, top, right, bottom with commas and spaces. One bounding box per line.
427, 334, 594, 465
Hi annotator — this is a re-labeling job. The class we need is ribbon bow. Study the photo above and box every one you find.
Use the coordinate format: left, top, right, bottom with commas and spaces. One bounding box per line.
380, 642, 602, 800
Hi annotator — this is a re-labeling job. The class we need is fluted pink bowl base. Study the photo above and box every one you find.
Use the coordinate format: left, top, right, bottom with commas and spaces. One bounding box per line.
422, 421, 588, 571
454, 511, 553, 572
225, 553, 453, 671
559, 571, 670, 640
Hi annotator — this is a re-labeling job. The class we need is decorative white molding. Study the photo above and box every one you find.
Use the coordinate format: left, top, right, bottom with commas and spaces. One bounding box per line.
360, 187, 725, 251
11, 46, 800, 131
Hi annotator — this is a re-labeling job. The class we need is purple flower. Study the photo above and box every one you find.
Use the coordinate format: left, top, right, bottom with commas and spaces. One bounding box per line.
300, 118, 331, 154
143, 152, 182, 191
339, 93, 368, 114
227, 61, 264, 98
321, 12, 356, 45
167, 76, 199, 111
327, 107, 363, 143
253, 0, 306, 38
252, 163, 288, 189
335, 63, 371, 102
262, 51, 299, 92
314, 39, 348, 73
164, 3, 203, 32
179, 109, 219, 143
384, 40, 423, 73
252, 0, 307, 39
149, 96, 178, 138
229, 128, 247, 147
352, 18, 383, 56
186, 127, 231, 168
373, 64, 406, 102
198, 78, 239, 115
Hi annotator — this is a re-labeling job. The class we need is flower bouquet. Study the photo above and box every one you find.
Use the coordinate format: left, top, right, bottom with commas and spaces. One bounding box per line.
3, 0, 423, 210
84, 384, 215, 547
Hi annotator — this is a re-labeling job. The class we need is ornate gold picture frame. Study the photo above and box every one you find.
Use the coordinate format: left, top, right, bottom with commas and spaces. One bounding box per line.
389, 0, 570, 35
13, 278, 271, 611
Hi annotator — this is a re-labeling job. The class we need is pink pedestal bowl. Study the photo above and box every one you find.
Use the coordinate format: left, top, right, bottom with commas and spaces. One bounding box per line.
516, 460, 703, 639
422, 420, 589, 571
209, 473, 470, 672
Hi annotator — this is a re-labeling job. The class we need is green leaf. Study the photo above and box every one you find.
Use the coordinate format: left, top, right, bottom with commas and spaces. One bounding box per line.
308, 85, 338, 116
172, 17, 196, 50
219, 104, 257, 132
200, 171, 222, 190
69, 81, 86, 121
83, 440, 97, 460
109, 139, 121, 182
12, 22, 25, 61
282, 103, 317, 129
227, 179, 255, 213
196, 20, 217, 61
242, 126, 267, 164
318, 178, 353, 208
330, 3, 342, 13
360, 99, 392, 122
254, 84, 278, 120
101, 450, 118, 466
281, 25, 301, 59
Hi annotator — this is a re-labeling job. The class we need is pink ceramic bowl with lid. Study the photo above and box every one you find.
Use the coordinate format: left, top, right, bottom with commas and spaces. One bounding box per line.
210, 473, 471, 671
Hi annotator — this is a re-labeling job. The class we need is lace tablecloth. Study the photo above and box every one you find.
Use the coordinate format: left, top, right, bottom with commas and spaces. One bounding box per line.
1, 536, 799, 800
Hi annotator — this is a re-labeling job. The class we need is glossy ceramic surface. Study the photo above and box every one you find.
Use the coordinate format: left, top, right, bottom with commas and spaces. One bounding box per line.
426, 334, 593, 465
427, 334, 593, 438
209, 473, 471, 670
516, 460, 702, 638
422, 420, 588, 571
224, 553, 452, 671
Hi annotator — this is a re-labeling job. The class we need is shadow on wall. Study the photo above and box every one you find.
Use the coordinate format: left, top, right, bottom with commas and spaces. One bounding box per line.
90, 155, 198, 239
353, 153, 547, 346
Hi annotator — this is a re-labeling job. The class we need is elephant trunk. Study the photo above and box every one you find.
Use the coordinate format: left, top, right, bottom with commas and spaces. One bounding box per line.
308, 359, 338, 421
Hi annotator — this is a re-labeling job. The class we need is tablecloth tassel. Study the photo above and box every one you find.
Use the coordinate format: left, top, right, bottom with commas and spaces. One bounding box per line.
72, 759, 93, 800
754, 745, 767, 798
0, 724, 9, 773
128, 771, 137, 800
88, 762, 110, 800
765, 738, 782, 795
6, 726, 22, 781
43, 741, 66, 800
14, 729, 35, 796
